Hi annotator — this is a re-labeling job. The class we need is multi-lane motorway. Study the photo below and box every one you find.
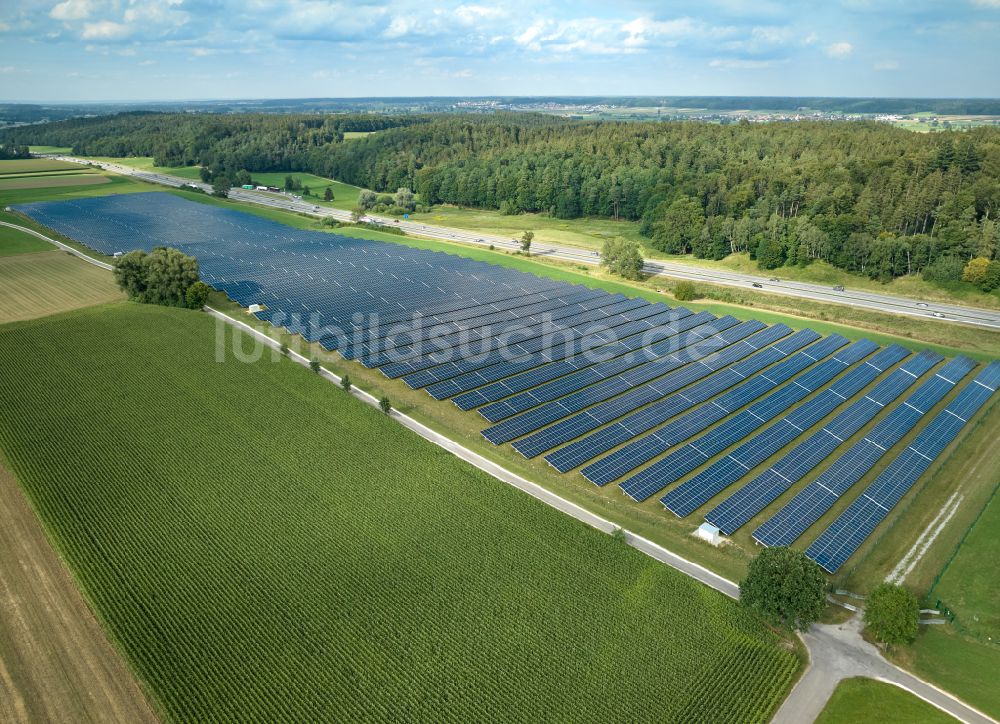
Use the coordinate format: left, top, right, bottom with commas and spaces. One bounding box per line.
55, 155, 1000, 330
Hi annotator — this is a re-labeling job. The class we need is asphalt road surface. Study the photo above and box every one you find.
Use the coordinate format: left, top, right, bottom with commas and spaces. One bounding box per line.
54, 156, 1000, 331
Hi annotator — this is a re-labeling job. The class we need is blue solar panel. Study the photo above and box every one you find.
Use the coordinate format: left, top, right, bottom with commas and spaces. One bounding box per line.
375, 296, 650, 376
516, 323, 792, 461
553, 329, 822, 474
443, 307, 692, 405
477, 311, 722, 422
14, 192, 598, 352
418, 305, 693, 398
346, 287, 609, 360
613, 337, 872, 500
661, 344, 908, 518
540, 324, 805, 472
480, 316, 743, 445
703, 350, 941, 534
752, 355, 978, 548
805, 360, 1000, 573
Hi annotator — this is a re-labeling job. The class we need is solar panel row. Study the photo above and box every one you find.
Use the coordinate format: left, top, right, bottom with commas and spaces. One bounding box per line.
615, 338, 874, 501
529, 324, 797, 468
429, 307, 695, 401
393, 298, 667, 386
548, 328, 822, 474
805, 361, 1000, 573
480, 316, 746, 444
345, 287, 608, 360
375, 296, 649, 375
579, 335, 851, 488
752, 355, 979, 548
661, 344, 909, 517
703, 350, 942, 534
475, 311, 720, 422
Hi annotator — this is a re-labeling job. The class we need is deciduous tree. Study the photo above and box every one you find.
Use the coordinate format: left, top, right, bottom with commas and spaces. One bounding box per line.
740, 547, 826, 631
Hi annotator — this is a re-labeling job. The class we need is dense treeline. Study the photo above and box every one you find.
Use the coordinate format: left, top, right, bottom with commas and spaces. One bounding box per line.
1, 112, 422, 172
0, 142, 30, 159
6, 112, 999, 282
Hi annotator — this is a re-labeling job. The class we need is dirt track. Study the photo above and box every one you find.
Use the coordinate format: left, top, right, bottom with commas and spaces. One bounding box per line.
0, 461, 158, 723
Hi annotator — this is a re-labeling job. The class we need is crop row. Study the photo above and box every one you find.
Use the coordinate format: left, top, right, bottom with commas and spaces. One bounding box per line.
0, 304, 799, 722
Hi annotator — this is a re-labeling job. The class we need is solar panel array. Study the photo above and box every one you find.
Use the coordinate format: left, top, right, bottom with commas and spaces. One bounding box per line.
15, 191, 1000, 576
753, 355, 978, 550
805, 361, 1000, 572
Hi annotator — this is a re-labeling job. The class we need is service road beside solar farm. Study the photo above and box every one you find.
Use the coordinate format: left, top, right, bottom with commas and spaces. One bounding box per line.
13, 190, 1000, 592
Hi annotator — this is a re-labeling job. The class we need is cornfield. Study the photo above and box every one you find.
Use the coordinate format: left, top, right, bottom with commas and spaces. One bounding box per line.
0, 303, 799, 722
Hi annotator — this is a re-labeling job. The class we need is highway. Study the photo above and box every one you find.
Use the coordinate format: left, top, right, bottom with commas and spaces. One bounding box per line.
55, 155, 1000, 331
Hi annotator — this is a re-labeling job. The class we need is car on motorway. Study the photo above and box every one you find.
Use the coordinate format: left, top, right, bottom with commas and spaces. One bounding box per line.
477, 238, 485, 243
917, 302, 929, 308
933, 312, 946, 318
768, 277, 779, 282
833, 285, 845, 291
752, 282, 763, 288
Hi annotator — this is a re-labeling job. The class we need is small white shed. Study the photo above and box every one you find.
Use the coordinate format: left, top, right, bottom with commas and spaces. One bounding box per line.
248, 303, 264, 314
696, 522, 723, 546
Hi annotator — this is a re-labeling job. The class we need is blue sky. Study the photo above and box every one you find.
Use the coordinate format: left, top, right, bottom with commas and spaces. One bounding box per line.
1, 0, 999, 102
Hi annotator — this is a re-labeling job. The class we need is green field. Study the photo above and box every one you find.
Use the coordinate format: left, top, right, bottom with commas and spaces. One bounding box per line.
0, 251, 123, 323
28, 145, 73, 154
0, 174, 110, 190
928, 486, 1000, 639
899, 626, 1000, 720
0, 158, 83, 174
0, 303, 801, 722
240, 170, 364, 211
83, 156, 206, 181
815, 677, 956, 724
0, 224, 52, 257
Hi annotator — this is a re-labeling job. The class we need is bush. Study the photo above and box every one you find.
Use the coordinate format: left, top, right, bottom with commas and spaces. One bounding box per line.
673, 281, 698, 301
601, 238, 644, 280
962, 257, 990, 285
341, 375, 352, 392
309, 359, 321, 373
864, 583, 919, 647
740, 547, 826, 631
379, 396, 392, 414
279, 343, 289, 356
185, 281, 212, 309
922, 256, 965, 283
212, 177, 231, 198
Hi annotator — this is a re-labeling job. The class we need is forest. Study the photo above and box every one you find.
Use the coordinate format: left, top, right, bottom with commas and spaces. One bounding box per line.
4, 112, 999, 284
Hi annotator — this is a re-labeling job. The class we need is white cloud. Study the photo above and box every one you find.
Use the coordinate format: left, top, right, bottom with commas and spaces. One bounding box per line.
801, 31, 818, 45
49, 0, 93, 21
873, 59, 899, 70
709, 58, 782, 70
81, 20, 131, 40
972, 0, 1000, 7
825, 41, 853, 57
621, 16, 696, 48
0, 65, 15, 73
515, 21, 544, 49
454, 5, 504, 24
0, 22, 10, 32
